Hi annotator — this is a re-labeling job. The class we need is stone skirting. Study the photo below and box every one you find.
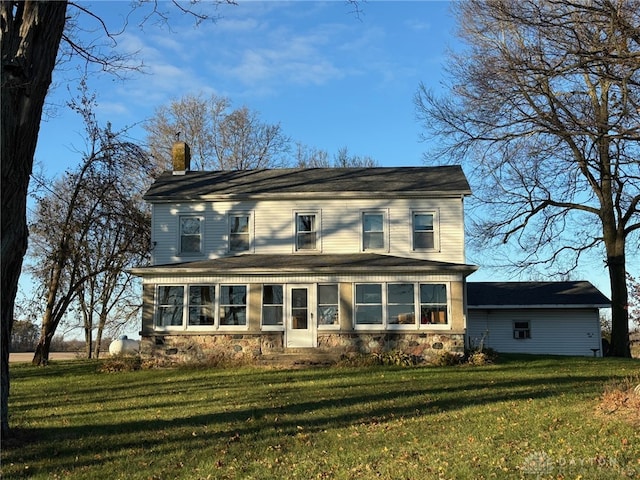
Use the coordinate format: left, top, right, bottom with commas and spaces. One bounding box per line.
140, 331, 465, 365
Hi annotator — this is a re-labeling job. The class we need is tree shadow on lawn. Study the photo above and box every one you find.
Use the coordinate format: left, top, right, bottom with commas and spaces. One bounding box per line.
4, 361, 623, 476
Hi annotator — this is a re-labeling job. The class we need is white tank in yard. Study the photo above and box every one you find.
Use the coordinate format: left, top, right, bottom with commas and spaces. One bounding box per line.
109, 335, 140, 355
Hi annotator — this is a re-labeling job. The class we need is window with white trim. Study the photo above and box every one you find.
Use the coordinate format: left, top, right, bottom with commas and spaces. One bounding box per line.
180, 216, 203, 254
157, 286, 184, 327
262, 285, 283, 327
412, 212, 435, 250
318, 284, 339, 327
387, 283, 415, 326
295, 212, 318, 251
229, 213, 251, 252
420, 284, 448, 325
355, 284, 383, 325
155, 284, 247, 330
513, 321, 531, 339
219, 285, 247, 326
362, 212, 385, 251
188, 286, 215, 326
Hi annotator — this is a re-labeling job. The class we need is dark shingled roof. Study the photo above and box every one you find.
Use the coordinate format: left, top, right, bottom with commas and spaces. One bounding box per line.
144, 166, 471, 200
467, 281, 610, 308
132, 253, 478, 275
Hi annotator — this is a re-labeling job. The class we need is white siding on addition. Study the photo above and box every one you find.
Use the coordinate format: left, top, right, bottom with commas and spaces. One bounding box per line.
467, 308, 602, 357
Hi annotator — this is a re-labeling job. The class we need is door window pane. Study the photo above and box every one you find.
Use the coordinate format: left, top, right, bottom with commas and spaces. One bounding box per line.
291, 288, 308, 329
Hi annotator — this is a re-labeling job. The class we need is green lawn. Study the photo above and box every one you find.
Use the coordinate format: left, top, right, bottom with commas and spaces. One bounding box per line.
3, 356, 639, 480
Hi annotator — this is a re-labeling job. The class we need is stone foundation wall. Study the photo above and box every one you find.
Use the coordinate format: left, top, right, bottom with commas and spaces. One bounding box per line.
141, 331, 464, 365
317, 332, 465, 360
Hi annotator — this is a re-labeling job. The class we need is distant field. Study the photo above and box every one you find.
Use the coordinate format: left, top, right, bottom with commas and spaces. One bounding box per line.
3, 355, 640, 480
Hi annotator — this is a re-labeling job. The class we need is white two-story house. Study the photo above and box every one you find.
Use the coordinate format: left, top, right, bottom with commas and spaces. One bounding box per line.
133, 142, 478, 363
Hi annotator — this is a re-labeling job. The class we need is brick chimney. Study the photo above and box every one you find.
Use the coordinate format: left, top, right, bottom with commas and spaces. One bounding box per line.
172, 141, 191, 175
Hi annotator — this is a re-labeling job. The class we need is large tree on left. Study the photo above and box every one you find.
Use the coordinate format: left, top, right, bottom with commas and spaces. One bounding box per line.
1, 0, 68, 439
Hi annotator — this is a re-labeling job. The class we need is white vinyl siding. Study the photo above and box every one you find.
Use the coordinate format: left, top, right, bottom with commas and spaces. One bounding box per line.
149, 196, 466, 264
467, 308, 602, 357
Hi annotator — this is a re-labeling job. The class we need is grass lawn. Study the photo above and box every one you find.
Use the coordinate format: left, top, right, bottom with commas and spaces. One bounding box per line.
2, 355, 639, 480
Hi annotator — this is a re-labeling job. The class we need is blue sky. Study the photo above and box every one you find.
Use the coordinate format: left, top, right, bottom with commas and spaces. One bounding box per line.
29, 0, 631, 305
36, 1, 455, 172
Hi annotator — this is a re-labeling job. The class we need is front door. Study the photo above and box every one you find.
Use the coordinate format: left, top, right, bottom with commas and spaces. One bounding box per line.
286, 285, 316, 348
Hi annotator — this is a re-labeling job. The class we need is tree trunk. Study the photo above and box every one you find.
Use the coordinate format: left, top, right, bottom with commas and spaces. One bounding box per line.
1, 0, 68, 437
608, 253, 631, 357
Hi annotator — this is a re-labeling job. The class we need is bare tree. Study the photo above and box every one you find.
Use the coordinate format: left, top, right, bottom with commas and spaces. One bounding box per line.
145, 93, 291, 170
294, 143, 379, 168
0, 0, 239, 436
28, 85, 152, 366
415, 0, 640, 357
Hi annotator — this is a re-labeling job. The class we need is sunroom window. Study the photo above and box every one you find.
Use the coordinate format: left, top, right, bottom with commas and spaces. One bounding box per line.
262, 285, 283, 327
318, 284, 339, 326
355, 284, 383, 325
387, 283, 415, 326
188, 286, 215, 326
219, 285, 247, 326
157, 286, 184, 327
420, 284, 448, 325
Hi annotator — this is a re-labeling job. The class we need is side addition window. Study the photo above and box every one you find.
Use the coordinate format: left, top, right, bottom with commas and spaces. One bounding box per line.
229, 213, 251, 252
296, 213, 318, 251
180, 216, 202, 254
412, 212, 435, 250
362, 212, 385, 251
513, 321, 531, 339
157, 286, 184, 327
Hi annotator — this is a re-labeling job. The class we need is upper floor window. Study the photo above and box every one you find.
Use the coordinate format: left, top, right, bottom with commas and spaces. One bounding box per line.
412, 212, 435, 250
296, 212, 318, 251
180, 216, 202, 254
229, 213, 251, 252
362, 212, 385, 251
